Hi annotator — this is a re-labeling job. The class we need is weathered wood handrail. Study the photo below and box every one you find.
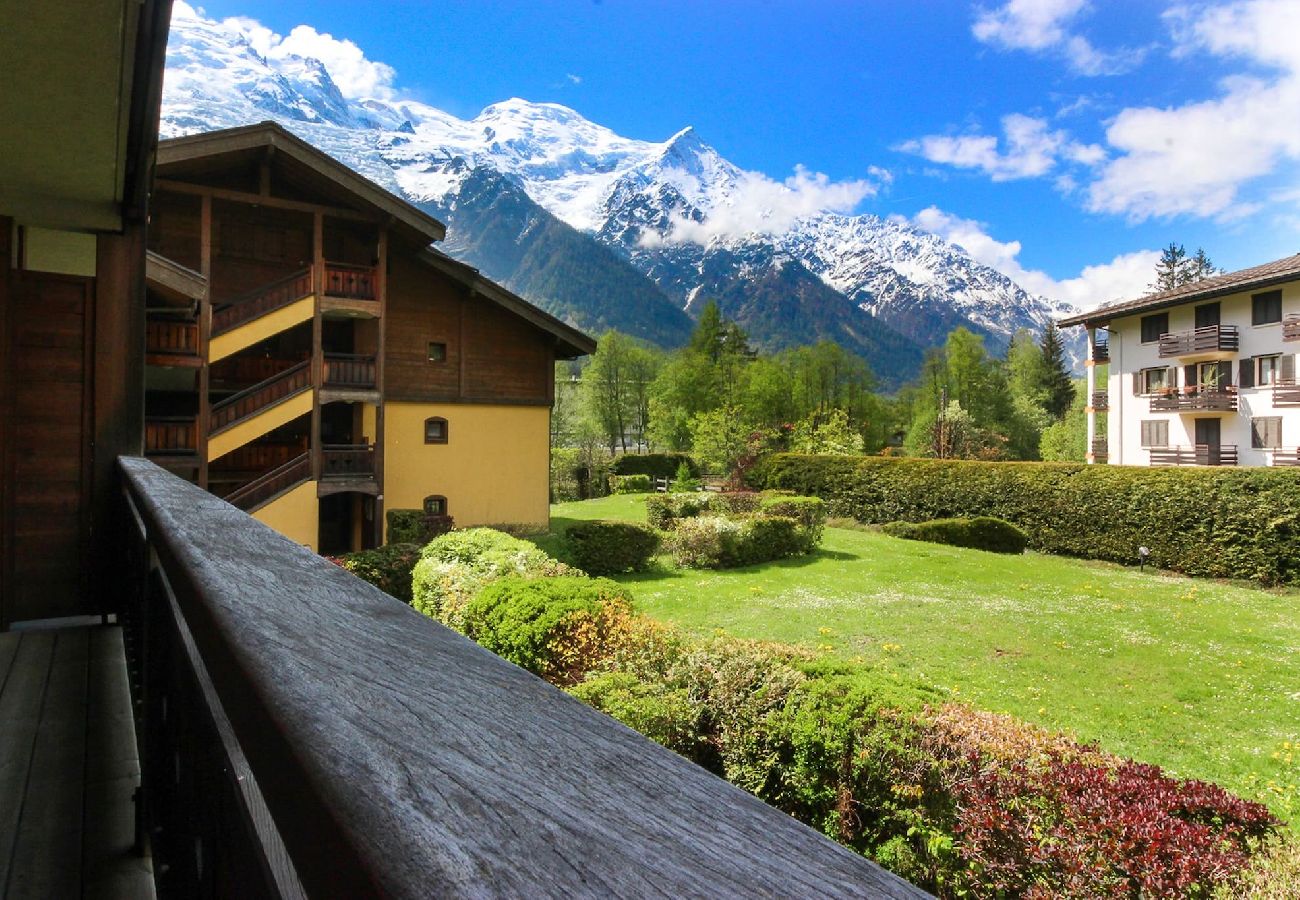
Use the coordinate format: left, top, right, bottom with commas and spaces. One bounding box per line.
322, 353, 377, 389
211, 439, 309, 474
117, 458, 925, 898
210, 360, 311, 433
1149, 444, 1239, 466
1272, 383, 1300, 407
221, 452, 312, 511
323, 262, 377, 300
321, 443, 374, 479
1157, 324, 1239, 358
1148, 386, 1238, 412
1090, 437, 1108, 459
212, 268, 313, 335
1270, 448, 1300, 466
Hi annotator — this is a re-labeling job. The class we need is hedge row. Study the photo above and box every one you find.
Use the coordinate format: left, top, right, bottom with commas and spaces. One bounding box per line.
749, 454, 1300, 584
611, 453, 700, 478
883, 516, 1028, 554
564, 521, 660, 575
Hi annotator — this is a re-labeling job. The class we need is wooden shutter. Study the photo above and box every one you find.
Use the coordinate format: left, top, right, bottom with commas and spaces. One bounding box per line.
1132, 372, 1142, 395
1184, 364, 1197, 388
1239, 358, 1255, 389
1282, 354, 1296, 385
1252, 418, 1265, 449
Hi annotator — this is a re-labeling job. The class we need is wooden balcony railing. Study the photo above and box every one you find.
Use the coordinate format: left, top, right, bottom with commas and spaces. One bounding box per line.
1283, 315, 1300, 342
210, 439, 308, 474
1157, 324, 1239, 358
210, 360, 310, 433
1270, 448, 1300, 466
1272, 383, 1300, 407
323, 353, 377, 389
145, 318, 199, 357
212, 355, 300, 387
145, 417, 197, 454
1091, 335, 1109, 363
323, 262, 377, 300
321, 443, 375, 479
1148, 444, 1239, 467
1090, 437, 1108, 460
212, 267, 313, 335
1090, 391, 1108, 411
117, 458, 920, 898
221, 452, 312, 511
1148, 387, 1238, 412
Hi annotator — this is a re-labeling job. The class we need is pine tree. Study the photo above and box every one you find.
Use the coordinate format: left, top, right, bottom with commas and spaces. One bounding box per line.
1184, 248, 1221, 283
1152, 242, 1187, 291
1039, 322, 1075, 419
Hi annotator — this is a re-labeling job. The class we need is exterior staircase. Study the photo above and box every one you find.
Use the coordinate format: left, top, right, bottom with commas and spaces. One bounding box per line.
207, 360, 312, 460
209, 268, 314, 362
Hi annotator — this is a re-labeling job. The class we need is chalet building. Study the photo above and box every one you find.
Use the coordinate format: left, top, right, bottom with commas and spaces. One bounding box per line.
0, 3, 920, 896
143, 123, 593, 553
1061, 254, 1300, 467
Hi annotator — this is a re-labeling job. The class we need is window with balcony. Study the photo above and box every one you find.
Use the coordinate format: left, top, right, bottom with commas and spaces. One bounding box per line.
1140, 366, 1173, 394
1251, 416, 1282, 449
1197, 361, 1231, 389
423, 416, 448, 444
1141, 312, 1169, 344
1252, 290, 1282, 325
1141, 420, 1169, 448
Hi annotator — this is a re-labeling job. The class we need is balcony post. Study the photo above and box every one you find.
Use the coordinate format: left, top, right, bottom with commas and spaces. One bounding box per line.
311, 212, 324, 481
198, 194, 212, 488
1085, 326, 1097, 463
374, 227, 387, 547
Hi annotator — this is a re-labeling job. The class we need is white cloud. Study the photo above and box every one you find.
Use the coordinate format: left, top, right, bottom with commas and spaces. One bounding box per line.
972, 0, 1137, 76
566, 73, 583, 85
643, 165, 886, 247
217, 13, 397, 99
898, 113, 1103, 182
913, 206, 1159, 309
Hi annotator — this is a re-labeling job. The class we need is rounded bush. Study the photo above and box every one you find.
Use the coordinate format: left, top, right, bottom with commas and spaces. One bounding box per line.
612, 474, 652, 494
645, 493, 710, 530
564, 520, 660, 575
883, 516, 1028, 554
334, 543, 422, 604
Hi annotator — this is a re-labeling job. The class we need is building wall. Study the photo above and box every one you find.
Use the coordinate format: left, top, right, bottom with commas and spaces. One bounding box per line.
383, 401, 550, 535
252, 479, 319, 550
1105, 281, 1300, 466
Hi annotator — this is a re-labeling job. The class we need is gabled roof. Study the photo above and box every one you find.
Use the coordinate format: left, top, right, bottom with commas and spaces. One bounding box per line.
417, 248, 597, 359
157, 121, 447, 244
1060, 253, 1300, 327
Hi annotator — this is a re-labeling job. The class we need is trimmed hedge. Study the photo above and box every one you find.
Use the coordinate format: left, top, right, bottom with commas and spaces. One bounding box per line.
564, 521, 660, 575
611, 473, 652, 494
334, 543, 422, 604
665, 514, 809, 569
612, 453, 699, 478
749, 454, 1300, 584
386, 509, 454, 545
883, 516, 1028, 554
645, 493, 711, 529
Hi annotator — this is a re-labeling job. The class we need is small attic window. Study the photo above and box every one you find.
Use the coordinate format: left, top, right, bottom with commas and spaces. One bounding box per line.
428, 341, 447, 362
424, 416, 448, 444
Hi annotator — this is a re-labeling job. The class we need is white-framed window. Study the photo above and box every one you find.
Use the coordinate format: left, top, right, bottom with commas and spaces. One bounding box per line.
1141, 420, 1169, 448
1141, 367, 1173, 394
1198, 361, 1231, 389
1258, 355, 1280, 386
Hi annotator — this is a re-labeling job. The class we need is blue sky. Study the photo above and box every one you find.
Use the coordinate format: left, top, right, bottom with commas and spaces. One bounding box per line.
185, 0, 1300, 308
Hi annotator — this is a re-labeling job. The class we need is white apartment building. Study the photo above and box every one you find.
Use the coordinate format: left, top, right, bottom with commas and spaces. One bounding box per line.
1060, 254, 1300, 467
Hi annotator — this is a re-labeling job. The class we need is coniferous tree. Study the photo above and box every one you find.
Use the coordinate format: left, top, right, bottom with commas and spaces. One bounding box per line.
1152, 242, 1188, 291
1039, 322, 1075, 419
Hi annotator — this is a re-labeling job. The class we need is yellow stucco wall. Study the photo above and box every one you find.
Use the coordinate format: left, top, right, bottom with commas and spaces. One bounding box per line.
252, 479, 319, 551
383, 402, 550, 537
209, 294, 315, 362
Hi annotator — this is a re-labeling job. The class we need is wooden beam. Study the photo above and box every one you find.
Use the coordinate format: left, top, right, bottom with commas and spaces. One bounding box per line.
156, 180, 380, 225
198, 195, 212, 489
374, 227, 387, 550
0, 216, 11, 628
311, 212, 324, 483
259, 146, 274, 197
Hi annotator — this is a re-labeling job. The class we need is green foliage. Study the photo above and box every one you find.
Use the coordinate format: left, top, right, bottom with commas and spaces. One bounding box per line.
411, 528, 578, 629
579, 330, 665, 453
760, 495, 828, 551
1038, 322, 1075, 419
1039, 379, 1089, 462
563, 521, 660, 575
644, 493, 710, 529
789, 408, 865, 455
611, 474, 652, 494
568, 672, 707, 759
1153, 242, 1222, 291
463, 576, 635, 682
749, 453, 1300, 583
611, 453, 699, 478
709, 491, 762, 515
386, 509, 454, 545
689, 404, 755, 475
550, 444, 614, 502
883, 516, 1029, 554
334, 543, 422, 604
669, 459, 701, 492
665, 514, 814, 569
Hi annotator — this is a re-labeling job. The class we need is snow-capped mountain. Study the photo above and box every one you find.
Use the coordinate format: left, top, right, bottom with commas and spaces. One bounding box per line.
160, 5, 1078, 382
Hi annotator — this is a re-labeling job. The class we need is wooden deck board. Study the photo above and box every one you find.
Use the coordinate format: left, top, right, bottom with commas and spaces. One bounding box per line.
0, 630, 57, 892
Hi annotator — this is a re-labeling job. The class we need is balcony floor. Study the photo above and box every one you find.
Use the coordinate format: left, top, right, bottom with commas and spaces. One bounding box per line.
0, 624, 153, 898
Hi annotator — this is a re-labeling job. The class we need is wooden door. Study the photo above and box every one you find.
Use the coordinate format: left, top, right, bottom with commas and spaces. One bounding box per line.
2, 272, 94, 625
1195, 418, 1221, 465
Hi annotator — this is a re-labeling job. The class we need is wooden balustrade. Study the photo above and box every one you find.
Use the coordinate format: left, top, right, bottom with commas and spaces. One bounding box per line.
210, 360, 310, 432
1283, 315, 1300, 342
321, 444, 375, 479
211, 439, 309, 473
1148, 444, 1239, 467
323, 262, 377, 300
1272, 383, 1300, 407
322, 353, 377, 389
145, 318, 199, 357
1148, 387, 1238, 412
1090, 437, 1108, 460
145, 417, 197, 454
118, 458, 921, 898
1270, 448, 1300, 466
1090, 391, 1108, 411
212, 355, 300, 387
211, 268, 313, 335
1091, 335, 1109, 363
1157, 324, 1239, 358
221, 452, 312, 511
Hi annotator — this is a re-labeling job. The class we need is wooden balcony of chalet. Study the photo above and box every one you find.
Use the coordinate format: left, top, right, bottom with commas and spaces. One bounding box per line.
1148, 386, 1238, 413
1090, 391, 1109, 411
1149, 444, 1239, 467
1272, 382, 1300, 407
319, 443, 378, 496
1283, 315, 1300, 342
1091, 334, 1109, 363
1157, 324, 1239, 358
1270, 448, 1300, 466
1090, 437, 1108, 461
107, 458, 922, 897
144, 317, 200, 367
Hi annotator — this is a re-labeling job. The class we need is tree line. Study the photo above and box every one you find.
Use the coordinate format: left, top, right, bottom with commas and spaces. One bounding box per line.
554, 300, 1086, 474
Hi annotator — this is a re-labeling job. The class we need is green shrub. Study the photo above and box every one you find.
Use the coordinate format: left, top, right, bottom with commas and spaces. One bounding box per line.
463, 575, 634, 682
670, 459, 701, 493
665, 516, 741, 568
564, 521, 660, 575
410, 528, 578, 630
612, 453, 699, 478
760, 495, 827, 552
611, 473, 652, 494
386, 509, 454, 545
334, 543, 422, 604
569, 672, 707, 760
710, 491, 762, 515
645, 493, 710, 529
883, 516, 1028, 554
749, 453, 1300, 584
732, 515, 805, 565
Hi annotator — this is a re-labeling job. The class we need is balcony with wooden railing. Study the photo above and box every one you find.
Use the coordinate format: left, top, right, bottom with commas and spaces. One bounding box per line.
211, 267, 313, 335
1091, 334, 1109, 363
145, 317, 200, 365
1273, 382, 1300, 407
1090, 391, 1108, 411
145, 417, 197, 455
1090, 437, 1108, 461
210, 438, 309, 475
1270, 448, 1300, 466
323, 262, 377, 300
323, 353, 377, 390
222, 451, 312, 511
321, 443, 376, 481
1157, 324, 1239, 358
1148, 444, 1239, 467
1283, 315, 1300, 342
117, 457, 920, 898
1148, 386, 1238, 413
210, 360, 311, 433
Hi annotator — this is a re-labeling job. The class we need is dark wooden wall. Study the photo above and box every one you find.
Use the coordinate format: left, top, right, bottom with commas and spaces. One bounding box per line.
385, 253, 552, 405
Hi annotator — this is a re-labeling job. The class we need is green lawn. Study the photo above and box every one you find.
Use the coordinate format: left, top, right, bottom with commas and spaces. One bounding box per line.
542, 493, 1300, 823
